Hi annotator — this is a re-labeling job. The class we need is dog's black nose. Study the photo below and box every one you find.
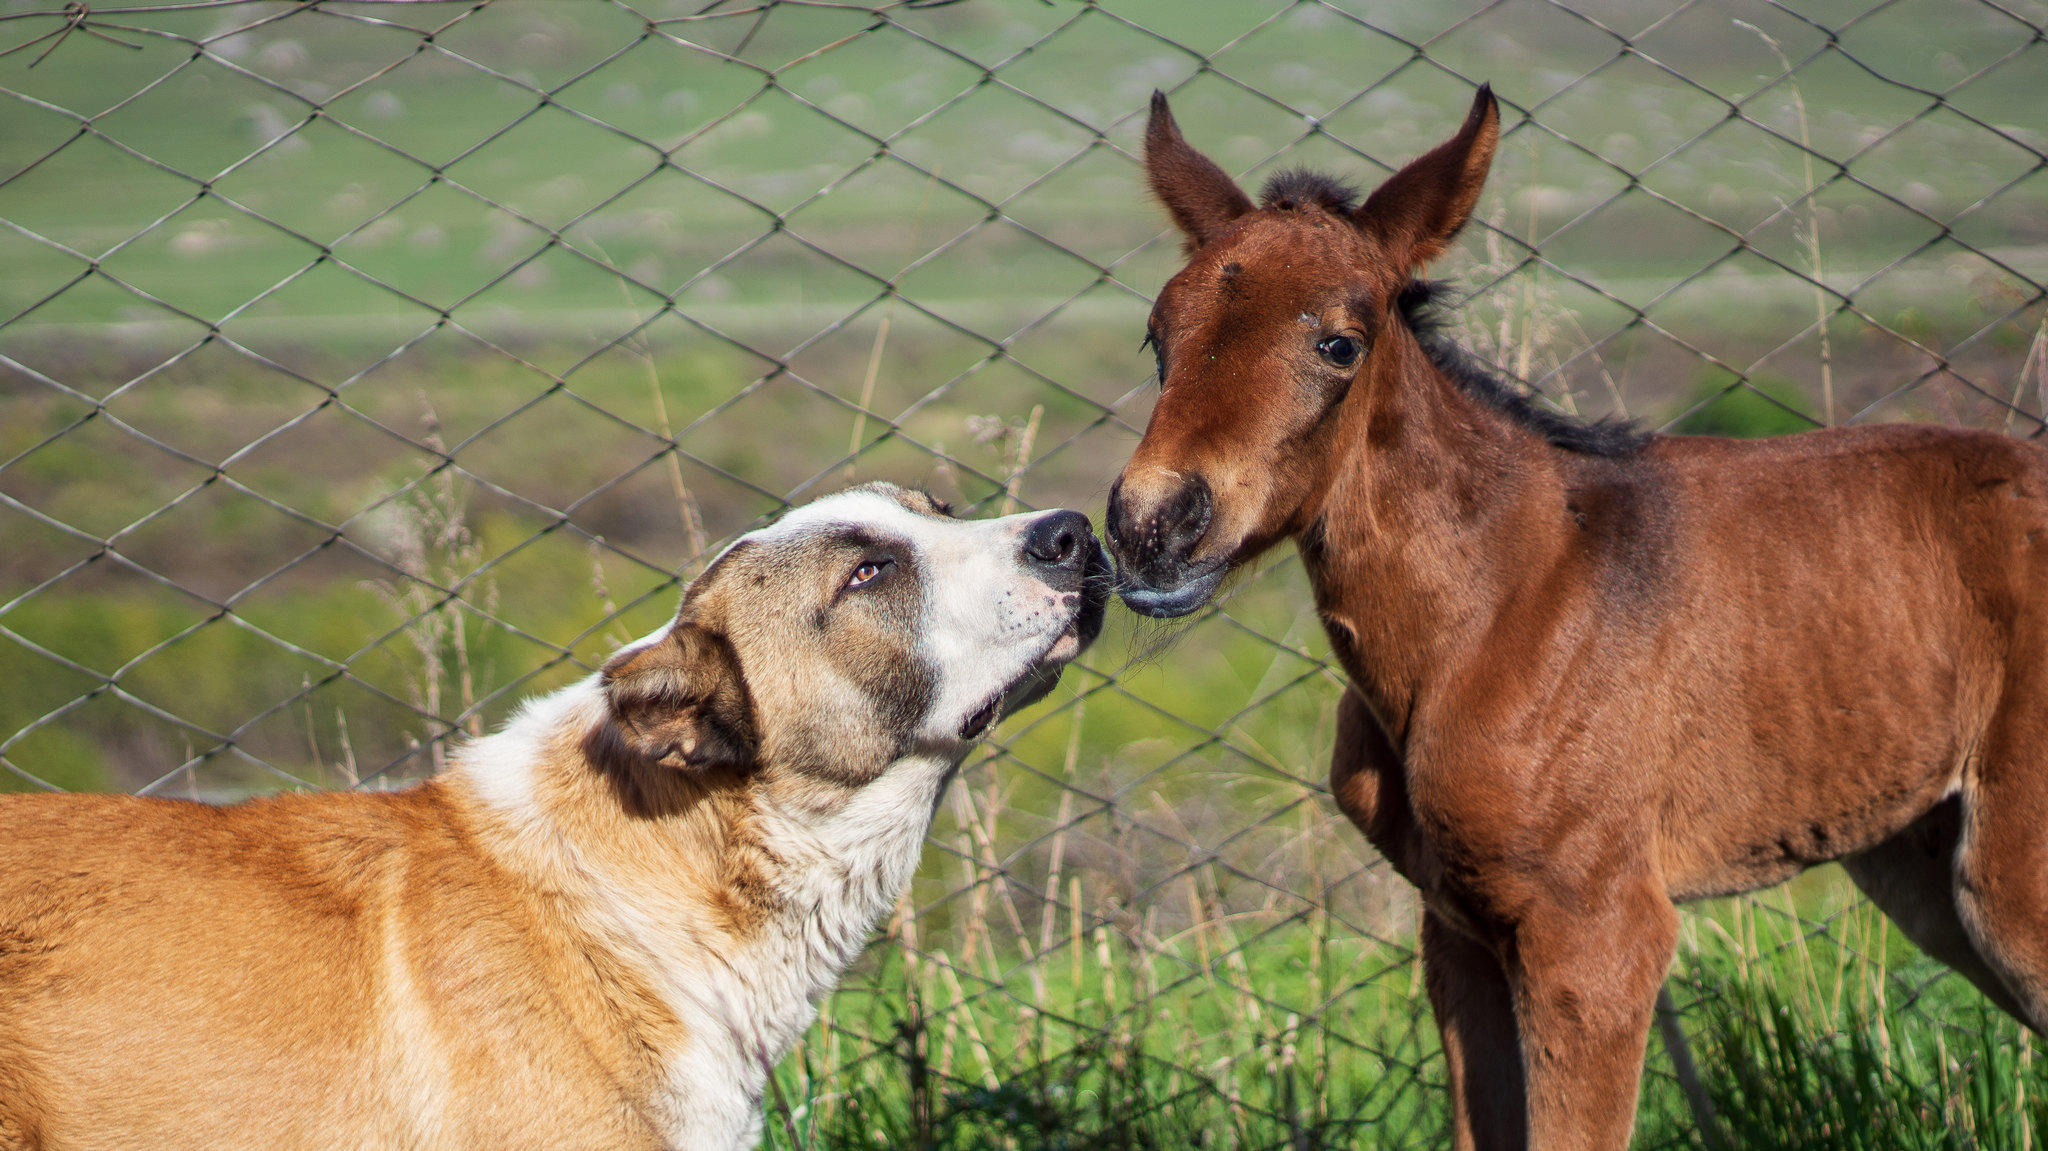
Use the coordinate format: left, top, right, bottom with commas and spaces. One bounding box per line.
1022, 509, 1092, 572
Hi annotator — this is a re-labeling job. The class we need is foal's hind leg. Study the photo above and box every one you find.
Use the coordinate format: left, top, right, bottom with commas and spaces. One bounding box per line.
1950, 692, 2048, 1031
1841, 796, 2031, 1023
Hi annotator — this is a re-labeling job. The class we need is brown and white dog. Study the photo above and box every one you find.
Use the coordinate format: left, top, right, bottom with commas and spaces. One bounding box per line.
0, 483, 1108, 1151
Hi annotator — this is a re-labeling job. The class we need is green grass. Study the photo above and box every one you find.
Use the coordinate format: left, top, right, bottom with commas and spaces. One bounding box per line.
1694, 986, 2043, 1150
755, 869, 2044, 1150
1669, 897, 2046, 1150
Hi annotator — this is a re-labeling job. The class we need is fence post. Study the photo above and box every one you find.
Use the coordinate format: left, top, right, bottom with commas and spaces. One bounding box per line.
1656, 984, 1728, 1151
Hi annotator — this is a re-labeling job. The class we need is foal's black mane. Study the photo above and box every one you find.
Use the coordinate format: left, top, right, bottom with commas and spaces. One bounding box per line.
1398, 281, 1649, 457
1261, 169, 1359, 214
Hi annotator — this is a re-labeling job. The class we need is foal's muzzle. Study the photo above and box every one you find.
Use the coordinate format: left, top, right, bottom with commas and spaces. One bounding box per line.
1105, 474, 1226, 618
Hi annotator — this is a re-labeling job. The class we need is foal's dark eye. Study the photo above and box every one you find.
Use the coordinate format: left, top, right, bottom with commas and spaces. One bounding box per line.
1316, 334, 1363, 369
846, 559, 891, 589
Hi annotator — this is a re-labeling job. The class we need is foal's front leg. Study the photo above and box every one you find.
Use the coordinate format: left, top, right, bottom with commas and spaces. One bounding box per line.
1510, 878, 1678, 1150
1329, 696, 1522, 1143
1422, 910, 1526, 1150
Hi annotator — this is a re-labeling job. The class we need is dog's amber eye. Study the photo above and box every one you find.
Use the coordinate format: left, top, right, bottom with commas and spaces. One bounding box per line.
847, 559, 889, 589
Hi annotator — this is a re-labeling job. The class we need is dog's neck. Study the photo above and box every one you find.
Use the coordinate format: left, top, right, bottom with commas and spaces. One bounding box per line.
446, 677, 959, 1144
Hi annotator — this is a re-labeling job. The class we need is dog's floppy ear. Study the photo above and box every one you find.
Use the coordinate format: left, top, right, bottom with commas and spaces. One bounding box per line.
597, 622, 757, 771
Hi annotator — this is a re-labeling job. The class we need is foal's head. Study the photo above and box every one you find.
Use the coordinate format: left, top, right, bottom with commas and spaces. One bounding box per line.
1108, 86, 1500, 617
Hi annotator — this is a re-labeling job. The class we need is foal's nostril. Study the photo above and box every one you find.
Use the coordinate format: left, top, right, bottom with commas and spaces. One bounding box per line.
1024, 510, 1092, 571
1159, 475, 1213, 555
1106, 473, 1212, 571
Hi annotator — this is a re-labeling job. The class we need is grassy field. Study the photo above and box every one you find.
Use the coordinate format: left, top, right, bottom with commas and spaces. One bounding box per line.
2, 0, 2041, 379
762, 866, 2048, 1149
4, 0, 2048, 1145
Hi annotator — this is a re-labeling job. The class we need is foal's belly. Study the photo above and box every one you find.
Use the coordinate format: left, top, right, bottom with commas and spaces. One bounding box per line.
1642, 424, 2042, 900
1663, 807, 1932, 905
1651, 696, 1974, 904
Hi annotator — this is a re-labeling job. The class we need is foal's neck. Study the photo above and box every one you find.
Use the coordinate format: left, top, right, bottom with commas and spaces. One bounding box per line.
1307, 332, 1576, 744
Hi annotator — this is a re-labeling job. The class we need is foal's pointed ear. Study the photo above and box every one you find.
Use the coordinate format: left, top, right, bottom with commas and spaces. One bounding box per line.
595, 620, 757, 772
1353, 84, 1501, 271
1146, 90, 1254, 250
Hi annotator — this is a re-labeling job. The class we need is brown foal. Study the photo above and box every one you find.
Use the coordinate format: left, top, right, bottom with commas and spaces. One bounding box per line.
1107, 84, 2048, 1149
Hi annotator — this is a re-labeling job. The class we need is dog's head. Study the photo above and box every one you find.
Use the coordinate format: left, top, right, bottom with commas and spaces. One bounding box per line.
592, 483, 1109, 789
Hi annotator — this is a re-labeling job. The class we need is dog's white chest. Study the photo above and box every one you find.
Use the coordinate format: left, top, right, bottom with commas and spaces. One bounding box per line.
641, 752, 957, 1148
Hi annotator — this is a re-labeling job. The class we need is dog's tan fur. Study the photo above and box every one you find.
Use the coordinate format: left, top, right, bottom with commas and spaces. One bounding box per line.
0, 778, 680, 1148
0, 483, 1106, 1151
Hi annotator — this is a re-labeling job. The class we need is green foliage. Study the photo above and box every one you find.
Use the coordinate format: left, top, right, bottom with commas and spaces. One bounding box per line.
764, 935, 1448, 1151
0, 727, 110, 793
766, 941, 2048, 1151
1693, 986, 2043, 1150
1642, 888, 2042, 1150
759, 877, 2044, 1150
1670, 369, 1817, 439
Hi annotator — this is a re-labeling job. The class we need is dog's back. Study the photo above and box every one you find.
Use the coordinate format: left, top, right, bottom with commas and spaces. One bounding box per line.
0, 788, 665, 1149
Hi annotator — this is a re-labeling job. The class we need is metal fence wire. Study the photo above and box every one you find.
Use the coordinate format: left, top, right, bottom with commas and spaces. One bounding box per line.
2, 0, 2045, 1146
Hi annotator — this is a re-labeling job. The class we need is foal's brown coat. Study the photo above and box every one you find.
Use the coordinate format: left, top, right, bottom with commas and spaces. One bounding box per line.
1108, 85, 2048, 1150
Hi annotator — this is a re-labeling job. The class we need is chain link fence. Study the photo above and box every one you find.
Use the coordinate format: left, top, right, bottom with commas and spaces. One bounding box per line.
2, 0, 2044, 1145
